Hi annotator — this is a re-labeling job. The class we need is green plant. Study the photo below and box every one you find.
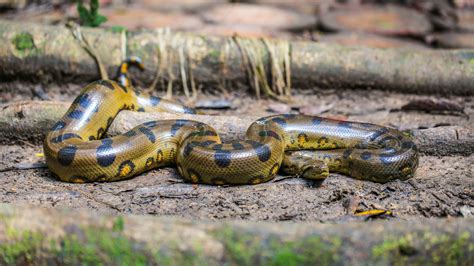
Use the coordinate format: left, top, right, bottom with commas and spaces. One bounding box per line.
77, 0, 107, 27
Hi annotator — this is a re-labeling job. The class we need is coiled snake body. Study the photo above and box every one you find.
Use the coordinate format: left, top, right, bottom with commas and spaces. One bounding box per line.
44, 80, 418, 184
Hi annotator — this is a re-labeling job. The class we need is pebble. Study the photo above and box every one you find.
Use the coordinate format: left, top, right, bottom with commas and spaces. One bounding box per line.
298, 103, 334, 116
267, 103, 291, 113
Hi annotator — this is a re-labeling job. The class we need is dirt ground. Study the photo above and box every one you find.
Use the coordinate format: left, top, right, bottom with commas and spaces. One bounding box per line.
1, 85, 472, 222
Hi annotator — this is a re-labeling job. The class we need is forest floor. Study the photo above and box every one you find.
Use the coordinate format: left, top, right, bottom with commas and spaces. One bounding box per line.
1, 84, 472, 222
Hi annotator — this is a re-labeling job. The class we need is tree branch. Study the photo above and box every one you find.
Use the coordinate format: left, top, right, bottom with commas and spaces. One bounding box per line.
1, 20, 474, 95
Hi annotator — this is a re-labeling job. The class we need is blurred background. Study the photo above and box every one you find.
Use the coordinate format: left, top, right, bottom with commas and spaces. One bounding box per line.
1, 0, 473, 49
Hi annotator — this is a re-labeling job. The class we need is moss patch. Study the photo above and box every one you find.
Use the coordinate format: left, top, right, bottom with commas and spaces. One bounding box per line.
11, 33, 35, 51
0, 227, 44, 265
54, 227, 148, 265
0, 222, 472, 265
107, 25, 128, 34
372, 231, 473, 265
214, 227, 341, 266
207, 49, 220, 60
0, 222, 150, 265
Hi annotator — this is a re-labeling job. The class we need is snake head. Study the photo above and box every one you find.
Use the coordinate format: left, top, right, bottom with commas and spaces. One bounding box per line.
301, 162, 329, 180
282, 151, 329, 181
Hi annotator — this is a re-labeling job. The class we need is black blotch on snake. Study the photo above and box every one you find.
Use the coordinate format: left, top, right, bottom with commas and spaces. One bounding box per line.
343, 149, 353, 159
259, 130, 281, 141
51, 133, 83, 144
338, 121, 352, 129
271, 117, 287, 127
73, 93, 91, 109
214, 150, 232, 168
51, 121, 66, 131
57, 145, 77, 166
150, 96, 161, 106
183, 142, 198, 157
143, 121, 158, 128
200, 140, 216, 147
96, 80, 115, 90
145, 157, 155, 168
360, 151, 372, 160
123, 130, 137, 137
96, 140, 116, 167
255, 144, 272, 162
156, 150, 164, 163
170, 120, 189, 136
68, 110, 84, 120
231, 142, 245, 150
312, 117, 323, 125
138, 126, 156, 143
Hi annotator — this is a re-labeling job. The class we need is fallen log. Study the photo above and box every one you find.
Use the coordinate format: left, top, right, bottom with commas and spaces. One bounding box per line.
0, 204, 472, 265
1, 20, 474, 96
0, 101, 472, 156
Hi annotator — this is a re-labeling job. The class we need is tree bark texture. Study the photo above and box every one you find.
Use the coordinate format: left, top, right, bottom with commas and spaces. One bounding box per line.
1, 20, 474, 95
0, 101, 472, 156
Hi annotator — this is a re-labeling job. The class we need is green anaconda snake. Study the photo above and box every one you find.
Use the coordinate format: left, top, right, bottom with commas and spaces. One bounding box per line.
43, 79, 418, 184
44, 56, 418, 184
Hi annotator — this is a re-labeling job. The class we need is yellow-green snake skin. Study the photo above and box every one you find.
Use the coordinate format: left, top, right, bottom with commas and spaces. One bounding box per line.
44, 80, 418, 184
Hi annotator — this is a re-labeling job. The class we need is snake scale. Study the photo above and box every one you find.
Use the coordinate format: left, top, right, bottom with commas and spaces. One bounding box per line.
44, 61, 418, 185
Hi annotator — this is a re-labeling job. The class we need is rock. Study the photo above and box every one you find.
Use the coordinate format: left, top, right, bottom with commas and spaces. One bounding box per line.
200, 3, 317, 31
320, 5, 432, 37
318, 33, 428, 49
102, 7, 204, 30
456, 10, 474, 32
427, 33, 474, 49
